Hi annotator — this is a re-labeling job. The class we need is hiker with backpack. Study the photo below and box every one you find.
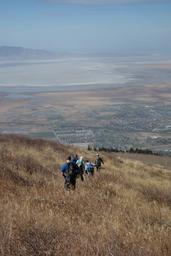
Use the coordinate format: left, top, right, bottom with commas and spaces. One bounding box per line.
60, 156, 78, 190
85, 160, 95, 176
95, 153, 104, 171
71, 154, 79, 164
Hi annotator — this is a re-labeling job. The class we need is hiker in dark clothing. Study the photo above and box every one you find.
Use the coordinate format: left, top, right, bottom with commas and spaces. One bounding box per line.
71, 154, 82, 179
71, 154, 79, 164
95, 154, 104, 171
60, 157, 78, 190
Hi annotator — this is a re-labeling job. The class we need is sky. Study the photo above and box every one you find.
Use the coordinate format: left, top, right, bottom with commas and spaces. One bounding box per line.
0, 0, 171, 54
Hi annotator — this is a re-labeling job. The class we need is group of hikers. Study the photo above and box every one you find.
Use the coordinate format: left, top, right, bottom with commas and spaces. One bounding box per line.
60, 154, 104, 190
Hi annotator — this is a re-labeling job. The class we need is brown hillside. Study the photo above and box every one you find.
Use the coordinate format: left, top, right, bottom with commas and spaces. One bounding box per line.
0, 135, 171, 256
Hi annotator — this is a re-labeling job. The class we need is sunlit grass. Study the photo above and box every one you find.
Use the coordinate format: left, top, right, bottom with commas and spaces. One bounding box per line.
0, 135, 171, 256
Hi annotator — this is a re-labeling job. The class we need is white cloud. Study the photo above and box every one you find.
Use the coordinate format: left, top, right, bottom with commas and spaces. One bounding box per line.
40, 0, 170, 5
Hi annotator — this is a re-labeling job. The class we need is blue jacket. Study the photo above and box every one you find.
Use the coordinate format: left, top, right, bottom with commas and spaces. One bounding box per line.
85, 162, 94, 172
60, 163, 70, 174
71, 157, 78, 164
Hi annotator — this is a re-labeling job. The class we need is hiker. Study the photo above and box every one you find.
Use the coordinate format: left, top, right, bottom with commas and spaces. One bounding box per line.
60, 156, 78, 190
71, 154, 79, 164
85, 160, 95, 176
95, 153, 104, 171
76, 156, 84, 181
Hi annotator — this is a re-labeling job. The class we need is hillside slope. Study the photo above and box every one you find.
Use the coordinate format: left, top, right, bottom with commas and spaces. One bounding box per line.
0, 135, 171, 256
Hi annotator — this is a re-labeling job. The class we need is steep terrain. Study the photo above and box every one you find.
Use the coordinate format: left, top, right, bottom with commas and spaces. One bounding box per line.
0, 135, 171, 256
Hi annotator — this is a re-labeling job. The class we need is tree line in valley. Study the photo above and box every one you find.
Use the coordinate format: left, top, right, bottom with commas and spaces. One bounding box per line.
87, 145, 165, 156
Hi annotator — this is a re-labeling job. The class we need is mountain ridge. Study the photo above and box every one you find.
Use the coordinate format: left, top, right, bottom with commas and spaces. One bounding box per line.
0, 46, 56, 60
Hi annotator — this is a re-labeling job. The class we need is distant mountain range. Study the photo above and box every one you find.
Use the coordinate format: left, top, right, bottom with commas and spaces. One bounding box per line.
0, 46, 56, 60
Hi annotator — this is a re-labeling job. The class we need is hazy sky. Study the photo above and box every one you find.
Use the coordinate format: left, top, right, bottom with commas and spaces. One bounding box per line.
0, 0, 171, 54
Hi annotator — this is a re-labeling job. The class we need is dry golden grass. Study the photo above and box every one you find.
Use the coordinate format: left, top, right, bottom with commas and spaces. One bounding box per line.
0, 135, 171, 256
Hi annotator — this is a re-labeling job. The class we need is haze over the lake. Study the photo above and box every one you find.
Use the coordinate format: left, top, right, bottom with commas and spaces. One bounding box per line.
0, 0, 171, 87
0, 0, 171, 56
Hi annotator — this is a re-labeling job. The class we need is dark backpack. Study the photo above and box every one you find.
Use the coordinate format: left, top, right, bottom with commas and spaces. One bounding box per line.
68, 162, 77, 176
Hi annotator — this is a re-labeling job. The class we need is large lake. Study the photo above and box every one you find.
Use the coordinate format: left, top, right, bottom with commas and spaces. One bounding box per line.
0, 57, 133, 87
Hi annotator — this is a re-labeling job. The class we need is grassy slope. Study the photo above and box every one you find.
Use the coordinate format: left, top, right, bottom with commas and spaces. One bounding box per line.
0, 135, 171, 256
